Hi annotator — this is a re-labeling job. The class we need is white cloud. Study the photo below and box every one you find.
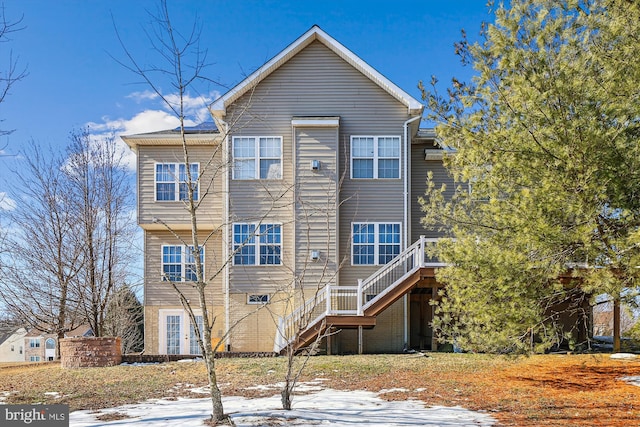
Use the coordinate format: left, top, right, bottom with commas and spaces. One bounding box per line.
163, 92, 219, 124
126, 90, 160, 103
85, 110, 182, 171
0, 192, 16, 211
85, 89, 222, 171
94, 109, 182, 135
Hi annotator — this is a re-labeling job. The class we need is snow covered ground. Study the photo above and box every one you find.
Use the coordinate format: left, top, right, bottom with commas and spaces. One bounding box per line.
11, 356, 640, 427
69, 385, 498, 427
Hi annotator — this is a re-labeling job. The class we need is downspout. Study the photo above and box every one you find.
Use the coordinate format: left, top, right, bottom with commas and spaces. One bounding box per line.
216, 116, 231, 352
402, 114, 421, 350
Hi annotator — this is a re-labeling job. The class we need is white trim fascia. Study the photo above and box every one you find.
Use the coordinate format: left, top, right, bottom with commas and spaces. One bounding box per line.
291, 118, 340, 127
210, 25, 424, 116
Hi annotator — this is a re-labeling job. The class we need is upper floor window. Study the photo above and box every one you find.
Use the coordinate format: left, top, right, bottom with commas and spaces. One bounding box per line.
155, 163, 199, 201
233, 223, 282, 265
29, 338, 41, 348
351, 136, 401, 179
162, 245, 204, 282
232, 136, 282, 180
352, 222, 401, 265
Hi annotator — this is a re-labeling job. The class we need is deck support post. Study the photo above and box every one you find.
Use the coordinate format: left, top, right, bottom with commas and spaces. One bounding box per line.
358, 325, 363, 355
431, 285, 438, 351
357, 279, 363, 315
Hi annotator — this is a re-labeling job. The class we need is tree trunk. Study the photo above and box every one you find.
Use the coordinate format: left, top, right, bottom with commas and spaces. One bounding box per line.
613, 297, 621, 353
205, 355, 230, 424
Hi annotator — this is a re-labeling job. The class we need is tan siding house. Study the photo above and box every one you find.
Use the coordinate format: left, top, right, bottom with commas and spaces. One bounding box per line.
123, 25, 452, 354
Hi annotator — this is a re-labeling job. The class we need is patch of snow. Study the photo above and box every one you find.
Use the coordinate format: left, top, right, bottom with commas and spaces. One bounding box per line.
177, 358, 203, 363
244, 383, 279, 391
0, 391, 13, 403
622, 376, 640, 387
610, 353, 638, 360
244, 381, 324, 393
379, 388, 409, 394
120, 362, 159, 366
69, 388, 496, 426
44, 392, 61, 398
188, 386, 210, 395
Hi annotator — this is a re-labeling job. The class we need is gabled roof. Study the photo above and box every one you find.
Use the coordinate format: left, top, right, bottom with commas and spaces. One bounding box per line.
0, 326, 26, 346
210, 25, 424, 117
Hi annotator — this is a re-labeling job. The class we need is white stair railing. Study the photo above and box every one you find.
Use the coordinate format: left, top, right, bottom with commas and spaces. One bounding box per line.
274, 236, 439, 352
361, 236, 437, 311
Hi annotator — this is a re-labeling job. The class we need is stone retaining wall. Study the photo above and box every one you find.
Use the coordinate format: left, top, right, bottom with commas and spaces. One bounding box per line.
60, 337, 122, 368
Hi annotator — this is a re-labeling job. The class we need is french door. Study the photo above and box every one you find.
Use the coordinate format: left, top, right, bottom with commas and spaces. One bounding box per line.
160, 310, 203, 355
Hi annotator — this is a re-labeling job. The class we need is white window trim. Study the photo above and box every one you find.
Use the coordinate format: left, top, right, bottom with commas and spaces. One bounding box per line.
247, 294, 270, 304
161, 244, 205, 282
154, 162, 200, 202
350, 135, 401, 179
29, 338, 41, 348
158, 309, 203, 355
232, 223, 282, 266
351, 222, 402, 266
232, 136, 283, 180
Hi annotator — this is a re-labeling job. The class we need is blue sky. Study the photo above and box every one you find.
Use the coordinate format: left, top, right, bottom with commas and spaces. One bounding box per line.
0, 0, 491, 205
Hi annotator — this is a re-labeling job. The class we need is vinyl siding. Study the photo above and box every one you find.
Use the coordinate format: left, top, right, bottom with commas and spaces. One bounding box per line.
144, 230, 224, 306
295, 126, 338, 289
225, 40, 411, 291
410, 143, 457, 242
333, 299, 405, 354
137, 145, 224, 227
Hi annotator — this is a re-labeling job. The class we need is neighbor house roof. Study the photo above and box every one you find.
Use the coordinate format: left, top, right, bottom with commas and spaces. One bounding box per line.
210, 25, 424, 118
0, 326, 26, 346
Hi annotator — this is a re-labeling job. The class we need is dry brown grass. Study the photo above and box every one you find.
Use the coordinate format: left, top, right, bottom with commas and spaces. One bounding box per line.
1, 353, 638, 426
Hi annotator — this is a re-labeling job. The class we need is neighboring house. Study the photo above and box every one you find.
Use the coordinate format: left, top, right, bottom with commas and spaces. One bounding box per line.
24, 325, 93, 362
123, 25, 588, 355
0, 326, 27, 362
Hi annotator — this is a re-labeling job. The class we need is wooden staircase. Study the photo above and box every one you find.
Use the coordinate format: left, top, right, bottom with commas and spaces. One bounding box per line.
274, 236, 443, 353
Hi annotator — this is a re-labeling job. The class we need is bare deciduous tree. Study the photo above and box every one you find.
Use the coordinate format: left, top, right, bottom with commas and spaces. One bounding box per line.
0, 129, 136, 355
114, 1, 233, 423
0, 3, 27, 137
275, 154, 351, 411
65, 129, 136, 337
0, 143, 84, 357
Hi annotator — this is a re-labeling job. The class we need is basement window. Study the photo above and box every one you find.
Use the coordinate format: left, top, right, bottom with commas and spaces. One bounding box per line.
247, 294, 270, 305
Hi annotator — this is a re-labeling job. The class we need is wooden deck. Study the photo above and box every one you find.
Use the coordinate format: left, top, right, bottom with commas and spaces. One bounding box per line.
288, 267, 440, 353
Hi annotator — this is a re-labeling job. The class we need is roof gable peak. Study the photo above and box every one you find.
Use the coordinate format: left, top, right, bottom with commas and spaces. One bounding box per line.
210, 25, 423, 117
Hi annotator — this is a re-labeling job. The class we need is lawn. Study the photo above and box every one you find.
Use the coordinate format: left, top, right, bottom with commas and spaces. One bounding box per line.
1, 353, 639, 426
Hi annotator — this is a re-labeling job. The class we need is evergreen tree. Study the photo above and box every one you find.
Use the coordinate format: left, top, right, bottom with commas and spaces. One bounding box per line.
421, 0, 640, 353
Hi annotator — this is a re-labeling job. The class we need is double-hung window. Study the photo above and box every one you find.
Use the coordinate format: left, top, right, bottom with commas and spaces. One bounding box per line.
351, 136, 400, 179
29, 338, 41, 348
352, 223, 401, 265
233, 223, 282, 265
232, 136, 282, 180
161, 245, 204, 282
155, 163, 199, 201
